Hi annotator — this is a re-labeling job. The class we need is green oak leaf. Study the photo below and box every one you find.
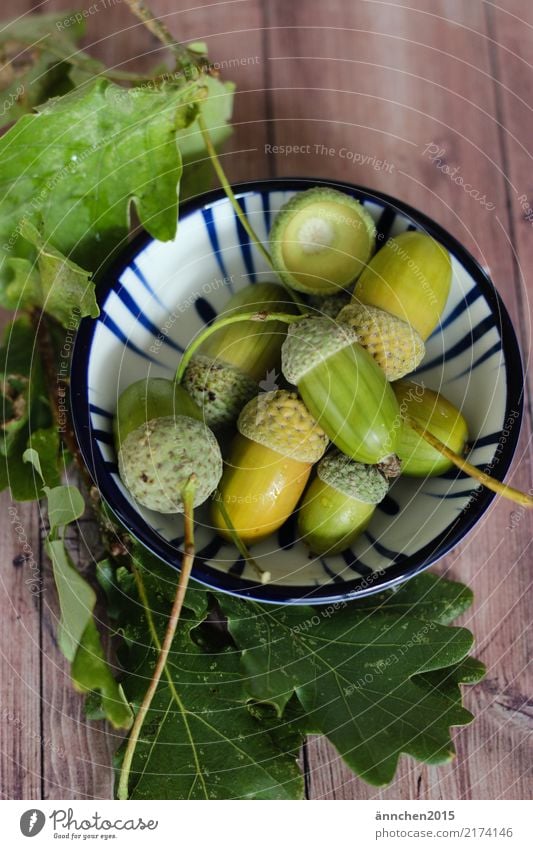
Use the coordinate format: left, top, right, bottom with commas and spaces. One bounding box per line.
0, 318, 52, 498
24, 428, 61, 488
218, 573, 483, 786
20, 454, 132, 729
0, 317, 50, 455
71, 618, 132, 730
115, 566, 304, 800
3, 221, 99, 326
0, 13, 86, 128
0, 76, 201, 297
45, 537, 96, 661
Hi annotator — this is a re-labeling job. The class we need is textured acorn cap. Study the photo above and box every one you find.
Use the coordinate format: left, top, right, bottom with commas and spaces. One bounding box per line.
270, 187, 376, 295
118, 415, 222, 513
337, 302, 425, 380
238, 389, 328, 464
317, 449, 389, 504
281, 316, 358, 385
182, 355, 258, 429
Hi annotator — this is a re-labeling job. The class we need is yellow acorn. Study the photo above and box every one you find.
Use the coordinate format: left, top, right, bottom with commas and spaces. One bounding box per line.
354, 231, 452, 340
337, 301, 425, 380
211, 389, 328, 544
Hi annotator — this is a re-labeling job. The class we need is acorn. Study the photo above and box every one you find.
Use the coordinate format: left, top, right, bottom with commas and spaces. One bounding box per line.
337, 301, 425, 380
354, 231, 452, 340
182, 282, 297, 428
281, 317, 400, 468
393, 379, 468, 476
298, 449, 389, 555
270, 187, 376, 295
115, 377, 222, 513
211, 389, 328, 544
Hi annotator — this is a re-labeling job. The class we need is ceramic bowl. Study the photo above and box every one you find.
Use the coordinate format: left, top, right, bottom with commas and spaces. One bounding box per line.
71, 179, 523, 604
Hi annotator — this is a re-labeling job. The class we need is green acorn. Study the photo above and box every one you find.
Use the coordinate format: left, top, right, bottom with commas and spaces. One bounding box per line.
393, 379, 468, 477
115, 377, 222, 513
337, 301, 425, 380
354, 231, 452, 340
299, 449, 389, 555
270, 187, 376, 295
182, 282, 296, 428
281, 317, 400, 468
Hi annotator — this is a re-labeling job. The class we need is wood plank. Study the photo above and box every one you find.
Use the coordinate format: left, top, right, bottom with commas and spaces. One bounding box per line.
265, 0, 532, 799
0, 500, 42, 799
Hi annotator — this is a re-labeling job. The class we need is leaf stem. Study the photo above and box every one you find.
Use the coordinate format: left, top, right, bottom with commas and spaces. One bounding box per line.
197, 113, 273, 266
123, 0, 206, 75
117, 475, 197, 800
123, 0, 177, 49
197, 114, 306, 312
406, 417, 533, 507
175, 310, 305, 382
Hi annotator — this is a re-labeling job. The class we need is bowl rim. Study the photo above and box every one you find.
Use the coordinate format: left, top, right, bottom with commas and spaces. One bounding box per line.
71, 177, 524, 605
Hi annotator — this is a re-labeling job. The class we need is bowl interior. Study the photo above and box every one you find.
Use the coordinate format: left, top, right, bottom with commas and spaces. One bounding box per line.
73, 181, 521, 603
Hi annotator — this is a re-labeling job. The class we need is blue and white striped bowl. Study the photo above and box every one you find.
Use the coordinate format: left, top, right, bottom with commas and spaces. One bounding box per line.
71, 179, 523, 604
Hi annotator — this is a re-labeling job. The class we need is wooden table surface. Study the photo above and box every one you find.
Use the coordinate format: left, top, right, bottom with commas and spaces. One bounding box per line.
1, 0, 531, 801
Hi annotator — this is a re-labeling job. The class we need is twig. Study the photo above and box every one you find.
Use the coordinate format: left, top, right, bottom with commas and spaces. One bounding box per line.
32, 311, 93, 491
117, 475, 197, 800
197, 113, 274, 267
213, 492, 270, 584
175, 310, 305, 382
123, 0, 207, 75
406, 416, 533, 507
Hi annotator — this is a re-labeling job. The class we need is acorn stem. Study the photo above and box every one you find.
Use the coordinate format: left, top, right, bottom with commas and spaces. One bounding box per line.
197, 114, 306, 313
406, 417, 533, 507
213, 491, 271, 584
117, 475, 197, 800
197, 113, 273, 267
175, 310, 306, 382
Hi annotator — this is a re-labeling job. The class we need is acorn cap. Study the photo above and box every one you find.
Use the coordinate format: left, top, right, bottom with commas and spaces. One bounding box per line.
118, 415, 222, 513
317, 449, 389, 504
182, 355, 258, 429
281, 316, 358, 385
337, 301, 425, 380
237, 389, 328, 464
270, 187, 376, 295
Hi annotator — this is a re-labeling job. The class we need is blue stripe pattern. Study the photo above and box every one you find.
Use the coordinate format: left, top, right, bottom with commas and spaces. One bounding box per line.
130, 261, 167, 308
235, 196, 257, 283
202, 206, 230, 280
261, 191, 272, 233
416, 314, 497, 374
89, 404, 112, 418
100, 311, 166, 366
115, 287, 184, 353
341, 549, 373, 577
452, 341, 503, 380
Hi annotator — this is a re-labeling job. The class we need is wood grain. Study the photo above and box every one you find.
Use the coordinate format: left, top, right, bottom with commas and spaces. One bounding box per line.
0, 0, 531, 800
